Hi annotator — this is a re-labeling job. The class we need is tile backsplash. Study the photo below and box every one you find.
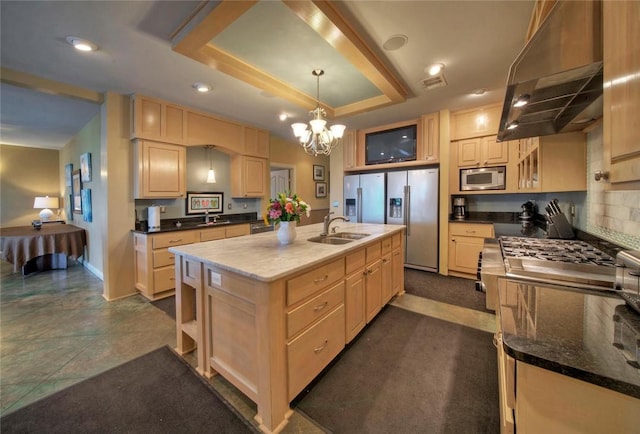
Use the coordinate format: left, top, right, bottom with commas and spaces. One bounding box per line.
585, 125, 640, 249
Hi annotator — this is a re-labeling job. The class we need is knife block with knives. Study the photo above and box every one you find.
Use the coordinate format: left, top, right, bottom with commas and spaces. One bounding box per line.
545, 199, 574, 239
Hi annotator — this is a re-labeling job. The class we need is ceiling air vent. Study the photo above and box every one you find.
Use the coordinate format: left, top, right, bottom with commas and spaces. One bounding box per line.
420, 74, 447, 91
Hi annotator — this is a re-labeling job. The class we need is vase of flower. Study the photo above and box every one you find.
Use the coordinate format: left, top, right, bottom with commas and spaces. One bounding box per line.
276, 221, 297, 245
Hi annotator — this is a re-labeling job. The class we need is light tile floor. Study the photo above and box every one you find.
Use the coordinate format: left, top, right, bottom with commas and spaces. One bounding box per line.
0, 260, 494, 432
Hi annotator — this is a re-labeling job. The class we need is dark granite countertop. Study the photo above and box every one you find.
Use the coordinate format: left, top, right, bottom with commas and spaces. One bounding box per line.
132, 212, 260, 234
450, 212, 549, 239
499, 281, 640, 399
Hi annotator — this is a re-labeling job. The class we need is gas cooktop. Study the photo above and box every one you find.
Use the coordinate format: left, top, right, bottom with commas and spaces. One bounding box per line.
499, 236, 617, 290
500, 237, 616, 266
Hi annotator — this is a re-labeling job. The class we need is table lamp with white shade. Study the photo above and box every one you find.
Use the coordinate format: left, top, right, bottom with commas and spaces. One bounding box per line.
33, 196, 60, 221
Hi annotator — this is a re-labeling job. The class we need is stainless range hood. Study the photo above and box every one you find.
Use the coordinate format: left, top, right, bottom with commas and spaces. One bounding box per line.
497, 0, 603, 141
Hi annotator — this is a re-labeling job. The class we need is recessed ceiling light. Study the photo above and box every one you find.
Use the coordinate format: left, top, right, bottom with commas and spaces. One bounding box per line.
513, 94, 530, 107
426, 63, 444, 76
279, 113, 288, 121
192, 83, 212, 93
471, 88, 487, 96
383, 34, 408, 51
66, 36, 98, 52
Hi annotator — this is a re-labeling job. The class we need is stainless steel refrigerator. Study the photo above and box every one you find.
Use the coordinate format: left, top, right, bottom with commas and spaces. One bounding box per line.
387, 168, 439, 271
343, 173, 385, 223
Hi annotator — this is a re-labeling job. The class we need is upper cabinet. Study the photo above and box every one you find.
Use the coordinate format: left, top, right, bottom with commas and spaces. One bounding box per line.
515, 132, 587, 193
419, 112, 440, 163
603, 0, 640, 188
450, 103, 502, 141
231, 155, 266, 198
342, 130, 358, 171
243, 127, 270, 158
185, 111, 244, 152
457, 136, 508, 168
131, 95, 186, 144
133, 140, 186, 198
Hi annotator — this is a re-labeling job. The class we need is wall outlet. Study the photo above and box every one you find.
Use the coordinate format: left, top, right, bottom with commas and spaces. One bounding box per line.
159, 206, 166, 213
228, 203, 232, 210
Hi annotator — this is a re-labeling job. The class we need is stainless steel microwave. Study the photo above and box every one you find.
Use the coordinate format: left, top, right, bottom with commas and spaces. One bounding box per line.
460, 166, 506, 191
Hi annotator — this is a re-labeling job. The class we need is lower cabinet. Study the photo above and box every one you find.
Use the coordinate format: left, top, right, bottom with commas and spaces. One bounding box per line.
134, 224, 250, 300
448, 222, 494, 278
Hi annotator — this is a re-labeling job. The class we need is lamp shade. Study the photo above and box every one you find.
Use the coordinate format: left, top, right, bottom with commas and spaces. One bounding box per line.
33, 196, 59, 221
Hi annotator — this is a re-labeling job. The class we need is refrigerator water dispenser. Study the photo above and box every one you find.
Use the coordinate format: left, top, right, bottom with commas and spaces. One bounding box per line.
389, 198, 402, 218
345, 199, 356, 217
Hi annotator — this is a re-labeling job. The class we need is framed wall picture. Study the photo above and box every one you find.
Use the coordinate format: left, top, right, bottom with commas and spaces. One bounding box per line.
81, 189, 92, 222
72, 169, 82, 214
186, 191, 224, 215
313, 165, 325, 181
65, 163, 73, 187
80, 152, 92, 183
315, 182, 327, 198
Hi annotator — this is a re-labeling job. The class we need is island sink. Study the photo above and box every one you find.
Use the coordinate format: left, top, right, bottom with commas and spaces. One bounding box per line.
332, 232, 370, 239
307, 236, 353, 245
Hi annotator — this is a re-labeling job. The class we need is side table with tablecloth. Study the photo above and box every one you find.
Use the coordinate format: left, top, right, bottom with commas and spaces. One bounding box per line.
0, 224, 87, 274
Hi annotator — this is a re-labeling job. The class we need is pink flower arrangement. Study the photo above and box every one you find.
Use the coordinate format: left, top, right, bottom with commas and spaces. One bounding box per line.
264, 192, 310, 225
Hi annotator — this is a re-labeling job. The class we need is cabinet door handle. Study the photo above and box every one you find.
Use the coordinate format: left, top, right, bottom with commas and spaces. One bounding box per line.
313, 274, 329, 284
383, 259, 390, 264
314, 340, 328, 354
170, 277, 175, 281
313, 301, 328, 312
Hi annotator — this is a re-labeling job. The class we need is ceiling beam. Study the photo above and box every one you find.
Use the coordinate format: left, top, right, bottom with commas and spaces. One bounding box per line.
171, 0, 408, 119
283, 0, 408, 103
1, 67, 103, 104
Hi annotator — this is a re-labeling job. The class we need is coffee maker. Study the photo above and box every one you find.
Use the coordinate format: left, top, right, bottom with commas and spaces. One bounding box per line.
452, 197, 467, 220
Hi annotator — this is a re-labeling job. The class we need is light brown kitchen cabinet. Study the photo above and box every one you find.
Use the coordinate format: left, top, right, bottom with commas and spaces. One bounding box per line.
133, 140, 186, 199
516, 132, 586, 193
185, 110, 244, 152
457, 135, 508, 168
391, 233, 403, 296
419, 112, 440, 163
342, 129, 359, 171
364, 242, 383, 323
448, 222, 495, 278
243, 127, 270, 158
603, 0, 640, 187
231, 155, 266, 198
134, 230, 198, 300
450, 103, 502, 141
131, 94, 186, 144
345, 249, 367, 343
134, 223, 251, 300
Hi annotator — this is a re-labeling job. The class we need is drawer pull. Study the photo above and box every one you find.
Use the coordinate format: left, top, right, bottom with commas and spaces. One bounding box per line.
314, 340, 328, 354
313, 274, 329, 284
169, 239, 183, 244
313, 301, 328, 312
170, 277, 175, 281
465, 230, 477, 234
383, 259, 390, 264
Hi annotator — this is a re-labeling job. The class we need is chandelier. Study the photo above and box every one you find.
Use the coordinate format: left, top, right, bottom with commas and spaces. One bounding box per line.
291, 69, 346, 156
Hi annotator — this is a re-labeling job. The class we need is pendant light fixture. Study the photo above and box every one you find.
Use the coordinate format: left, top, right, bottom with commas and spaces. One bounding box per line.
206, 146, 216, 183
291, 69, 346, 156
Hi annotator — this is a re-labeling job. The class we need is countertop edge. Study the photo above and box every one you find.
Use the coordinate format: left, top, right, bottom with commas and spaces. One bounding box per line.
170, 223, 405, 283
501, 335, 640, 400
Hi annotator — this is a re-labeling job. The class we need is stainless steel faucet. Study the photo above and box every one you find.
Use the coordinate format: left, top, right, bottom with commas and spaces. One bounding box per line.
321, 212, 350, 236
204, 209, 210, 224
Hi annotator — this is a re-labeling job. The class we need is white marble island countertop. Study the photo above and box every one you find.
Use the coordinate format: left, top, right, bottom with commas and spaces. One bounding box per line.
169, 222, 404, 282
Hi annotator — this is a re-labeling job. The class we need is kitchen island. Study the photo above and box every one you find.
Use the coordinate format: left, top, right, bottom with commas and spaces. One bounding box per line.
169, 222, 405, 433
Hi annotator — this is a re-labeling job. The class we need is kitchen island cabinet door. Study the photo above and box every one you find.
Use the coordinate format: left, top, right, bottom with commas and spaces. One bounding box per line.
133, 140, 186, 198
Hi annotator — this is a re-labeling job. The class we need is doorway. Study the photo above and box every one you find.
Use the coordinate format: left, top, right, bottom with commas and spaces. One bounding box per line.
270, 163, 295, 198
